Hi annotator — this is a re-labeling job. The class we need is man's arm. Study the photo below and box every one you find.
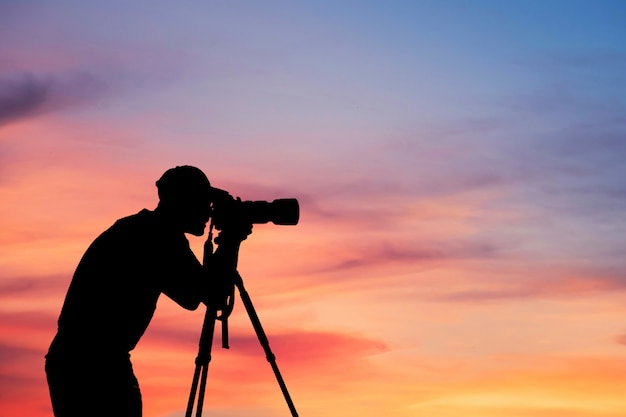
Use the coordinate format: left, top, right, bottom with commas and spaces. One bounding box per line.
160, 226, 252, 311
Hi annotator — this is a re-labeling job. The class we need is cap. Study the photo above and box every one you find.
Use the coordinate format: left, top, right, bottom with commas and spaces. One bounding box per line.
156, 165, 212, 203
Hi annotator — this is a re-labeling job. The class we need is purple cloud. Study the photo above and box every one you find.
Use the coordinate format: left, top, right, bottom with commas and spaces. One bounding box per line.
0, 72, 107, 125
0, 274, 68, 298
0, 73, 48, 123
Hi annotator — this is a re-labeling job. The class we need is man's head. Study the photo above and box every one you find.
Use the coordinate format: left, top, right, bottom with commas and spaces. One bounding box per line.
156, 165, 212, 236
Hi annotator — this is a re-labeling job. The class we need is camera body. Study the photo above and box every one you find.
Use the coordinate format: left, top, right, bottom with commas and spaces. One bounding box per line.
210, 187, 299, 230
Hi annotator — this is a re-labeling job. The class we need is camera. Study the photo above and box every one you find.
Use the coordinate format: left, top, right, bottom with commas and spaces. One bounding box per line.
210, 187, 299, 229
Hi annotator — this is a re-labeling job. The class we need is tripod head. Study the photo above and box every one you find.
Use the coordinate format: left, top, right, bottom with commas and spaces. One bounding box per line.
202, 221, 251, 347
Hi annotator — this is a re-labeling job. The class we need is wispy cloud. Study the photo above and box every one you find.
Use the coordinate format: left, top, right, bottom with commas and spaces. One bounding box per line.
307, 240, 499, 276
0, 342, 51, 417
0, 274, 68, 298
0, 74, 48, 124
435, 268, 626, 303
0, 72, 108, 125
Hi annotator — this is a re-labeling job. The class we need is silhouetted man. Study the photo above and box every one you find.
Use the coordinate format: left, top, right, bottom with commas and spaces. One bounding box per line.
45, 166, 249, 417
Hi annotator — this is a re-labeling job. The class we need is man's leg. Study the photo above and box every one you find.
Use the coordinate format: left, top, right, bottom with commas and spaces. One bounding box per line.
45, 354, 142, 417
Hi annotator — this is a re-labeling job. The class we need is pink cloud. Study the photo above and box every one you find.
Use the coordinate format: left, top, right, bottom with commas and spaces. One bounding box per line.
141, 325, 387, 367
615, 334, 626, 346
0, 342, 51, 417
0, 296, 61, 417
131, 326, 388, 412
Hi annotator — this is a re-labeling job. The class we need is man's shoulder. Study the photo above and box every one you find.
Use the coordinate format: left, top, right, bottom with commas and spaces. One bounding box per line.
111, 209, 188, 244
116, 209, 153, 224
107, 209, 155, 234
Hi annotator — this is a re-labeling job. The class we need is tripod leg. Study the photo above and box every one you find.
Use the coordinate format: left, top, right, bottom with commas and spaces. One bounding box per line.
186, 306, 218, 417
195, 364, 210, 417
235, 275, 299, 417
185, 363, 202, 417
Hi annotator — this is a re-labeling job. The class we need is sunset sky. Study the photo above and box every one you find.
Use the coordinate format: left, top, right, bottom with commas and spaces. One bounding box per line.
2, 1, 626, 416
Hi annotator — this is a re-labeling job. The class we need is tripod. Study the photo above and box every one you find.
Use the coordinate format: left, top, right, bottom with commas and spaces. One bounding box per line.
185, 230, 299, 417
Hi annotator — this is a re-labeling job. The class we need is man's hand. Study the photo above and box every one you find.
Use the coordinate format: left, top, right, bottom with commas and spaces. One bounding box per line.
205, 270, 236, 312
214, 222, 253, 245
